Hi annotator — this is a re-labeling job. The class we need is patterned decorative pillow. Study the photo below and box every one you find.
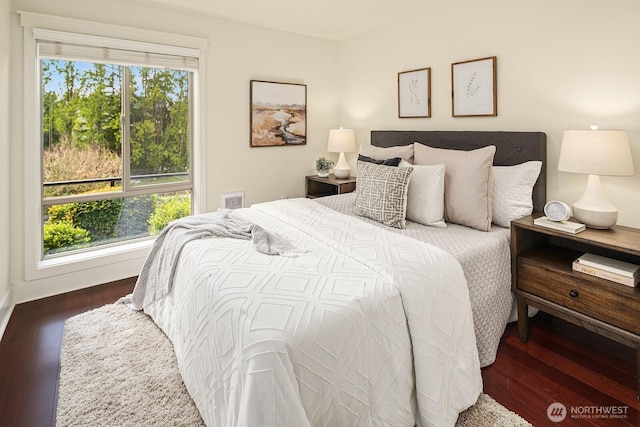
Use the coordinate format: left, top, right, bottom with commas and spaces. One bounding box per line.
399, 160, 446, 228
355, 161, 413, 229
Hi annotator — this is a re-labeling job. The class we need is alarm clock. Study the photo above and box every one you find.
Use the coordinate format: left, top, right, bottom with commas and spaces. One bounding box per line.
544, 201, 572, 222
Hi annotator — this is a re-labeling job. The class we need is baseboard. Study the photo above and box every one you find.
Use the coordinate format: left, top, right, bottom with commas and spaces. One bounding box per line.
0, 287, 15, 342
13, 256, 144, 304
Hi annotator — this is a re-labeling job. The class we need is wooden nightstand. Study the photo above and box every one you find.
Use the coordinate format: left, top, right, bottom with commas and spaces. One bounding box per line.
511, 214, 640, 397
305, 174, 356, 199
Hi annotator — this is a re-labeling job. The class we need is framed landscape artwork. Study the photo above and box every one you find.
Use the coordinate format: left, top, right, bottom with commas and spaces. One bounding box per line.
451, 56, 497, 117
398, 67, 431, 118
250, 80, 307, 147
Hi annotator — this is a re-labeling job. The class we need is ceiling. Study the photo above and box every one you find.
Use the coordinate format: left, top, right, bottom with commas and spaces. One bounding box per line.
130, 0, 430, 40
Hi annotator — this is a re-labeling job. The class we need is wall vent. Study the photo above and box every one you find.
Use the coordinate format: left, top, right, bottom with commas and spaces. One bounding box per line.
222, 192, 245, 210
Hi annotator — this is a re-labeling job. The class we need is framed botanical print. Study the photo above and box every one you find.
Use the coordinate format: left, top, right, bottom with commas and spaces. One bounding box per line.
398, 67, 431, 118
451, 56, 497, 117
250, 80, 307, 147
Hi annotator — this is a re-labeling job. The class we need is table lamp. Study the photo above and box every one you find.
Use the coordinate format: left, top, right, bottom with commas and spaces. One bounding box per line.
558, 127, 635, 228
327, 127, 356, 179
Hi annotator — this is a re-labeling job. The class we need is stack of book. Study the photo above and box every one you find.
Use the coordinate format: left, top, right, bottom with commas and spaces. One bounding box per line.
572, 253, 640, 287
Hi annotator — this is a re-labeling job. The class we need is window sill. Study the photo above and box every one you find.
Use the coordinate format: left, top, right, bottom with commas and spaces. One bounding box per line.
27, 238, 153, 282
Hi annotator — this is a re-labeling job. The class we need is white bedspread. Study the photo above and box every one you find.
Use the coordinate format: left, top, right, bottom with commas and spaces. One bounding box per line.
142, 198, 482, 426
315, 193, 513, 367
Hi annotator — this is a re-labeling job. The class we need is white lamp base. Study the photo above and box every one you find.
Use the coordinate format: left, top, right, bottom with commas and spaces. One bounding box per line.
572, 174, 618, 229
333, 152, 351, 179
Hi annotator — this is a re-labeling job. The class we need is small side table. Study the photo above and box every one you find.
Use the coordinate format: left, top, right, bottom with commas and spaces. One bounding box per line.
511, 214, 640, 398
305, 175, 356, 199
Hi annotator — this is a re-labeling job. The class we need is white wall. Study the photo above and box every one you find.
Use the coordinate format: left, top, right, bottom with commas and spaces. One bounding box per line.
9, 0, 339, 302
206, 19, 340, 205
1, 0, 14, 332
339, 0, 640, 228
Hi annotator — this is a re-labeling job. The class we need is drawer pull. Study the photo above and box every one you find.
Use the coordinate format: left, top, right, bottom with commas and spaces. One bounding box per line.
569, 290, 579, 298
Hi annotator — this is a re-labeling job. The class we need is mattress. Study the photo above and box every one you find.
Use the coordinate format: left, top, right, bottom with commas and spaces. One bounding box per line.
315, 192, 513, 367
142, 198, 482, 426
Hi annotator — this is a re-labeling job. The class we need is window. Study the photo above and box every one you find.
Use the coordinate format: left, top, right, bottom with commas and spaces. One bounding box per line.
40, 55, 193, 257
20, 14, 207, 282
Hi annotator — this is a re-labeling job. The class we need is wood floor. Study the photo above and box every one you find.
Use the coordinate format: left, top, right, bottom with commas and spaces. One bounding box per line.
0, 278, 638, 427
484, 313, 639, 426
0, 278, 136, 427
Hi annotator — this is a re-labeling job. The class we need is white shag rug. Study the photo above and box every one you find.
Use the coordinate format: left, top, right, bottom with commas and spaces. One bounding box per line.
57, 303, 533, 427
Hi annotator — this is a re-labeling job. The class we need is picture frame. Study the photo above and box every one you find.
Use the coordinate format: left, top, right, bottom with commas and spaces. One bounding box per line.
250, 80, 307, 147
451, 56, 497, 117
398, 67, 431, 118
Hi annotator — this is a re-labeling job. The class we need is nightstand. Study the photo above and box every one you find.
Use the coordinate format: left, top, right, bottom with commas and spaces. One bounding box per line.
305, 174, 356, 199
511, 214, 640, 397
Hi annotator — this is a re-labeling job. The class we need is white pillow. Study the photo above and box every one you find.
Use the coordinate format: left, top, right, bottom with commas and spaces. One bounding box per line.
359, 143, 414, 164
399, 160, 446, 228
492, 161, 542, 227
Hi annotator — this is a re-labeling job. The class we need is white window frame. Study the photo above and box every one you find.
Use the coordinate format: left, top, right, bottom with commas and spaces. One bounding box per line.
19, 11, 208, 281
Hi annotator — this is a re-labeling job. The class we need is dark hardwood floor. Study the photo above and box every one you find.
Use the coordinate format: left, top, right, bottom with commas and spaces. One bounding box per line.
483, 315, 640, 426
0, 278, 136, 427
0, 278, 638, 426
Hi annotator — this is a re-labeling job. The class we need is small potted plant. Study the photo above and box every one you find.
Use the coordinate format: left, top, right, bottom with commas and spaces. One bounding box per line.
315, 157, 335, 178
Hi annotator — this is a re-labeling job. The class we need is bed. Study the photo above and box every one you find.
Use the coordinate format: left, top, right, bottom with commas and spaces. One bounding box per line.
129, 130, 546, 427
320, 130, 547, 368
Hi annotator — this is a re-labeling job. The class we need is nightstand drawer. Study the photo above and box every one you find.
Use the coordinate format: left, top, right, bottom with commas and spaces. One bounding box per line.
518, 256, 640, 335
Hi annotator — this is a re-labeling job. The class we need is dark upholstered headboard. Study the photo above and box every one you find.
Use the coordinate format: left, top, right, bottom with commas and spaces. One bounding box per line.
370, 130, 547, 213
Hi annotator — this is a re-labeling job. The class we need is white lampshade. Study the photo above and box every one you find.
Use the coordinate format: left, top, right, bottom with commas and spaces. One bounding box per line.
327, 128, 356, 153
558, 130, 634, 176
558, 129, 635, 229
327, 128, 355, 179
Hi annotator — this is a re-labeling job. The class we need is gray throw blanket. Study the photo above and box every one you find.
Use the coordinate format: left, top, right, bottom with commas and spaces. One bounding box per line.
126, 209, 296, 310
